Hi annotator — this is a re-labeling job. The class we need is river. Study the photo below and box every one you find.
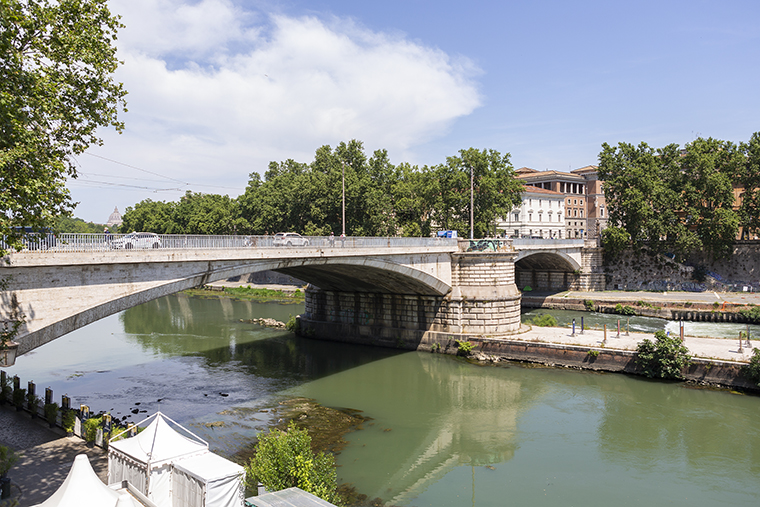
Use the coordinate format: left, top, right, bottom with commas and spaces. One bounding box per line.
7, 294, 760, 506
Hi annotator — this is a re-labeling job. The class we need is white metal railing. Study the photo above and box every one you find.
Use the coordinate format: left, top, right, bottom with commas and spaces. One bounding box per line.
4, 233, 459, 253
512, 238, 585, 248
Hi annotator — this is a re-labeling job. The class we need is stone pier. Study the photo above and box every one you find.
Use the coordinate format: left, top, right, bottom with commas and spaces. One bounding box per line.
298, 251, 523, 349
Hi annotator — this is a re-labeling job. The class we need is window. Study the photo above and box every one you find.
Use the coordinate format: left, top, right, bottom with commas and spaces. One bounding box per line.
513, 213, 519, 222
529, 199, 533, 206
514, 229, 519, 237
573, 199, 577, 205
580, 200, 583, 205
580, 210, 583, 217
538, 213, 542, 222
539, 199, 542, 207
567, 209, 570, 216
574, 209, 577, 217
529, 213, 533, 222
600, 206, 604, 217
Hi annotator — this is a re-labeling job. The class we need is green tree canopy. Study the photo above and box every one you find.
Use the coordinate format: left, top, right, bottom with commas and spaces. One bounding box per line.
598, 134, 758, 260
0, 0, 127, 254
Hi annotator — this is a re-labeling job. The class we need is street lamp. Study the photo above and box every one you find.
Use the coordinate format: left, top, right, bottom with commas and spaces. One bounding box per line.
341, 161, 346, 237
469, 164, 474, 240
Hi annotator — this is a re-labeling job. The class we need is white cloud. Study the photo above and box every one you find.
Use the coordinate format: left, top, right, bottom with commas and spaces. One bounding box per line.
73, 0, 481, 221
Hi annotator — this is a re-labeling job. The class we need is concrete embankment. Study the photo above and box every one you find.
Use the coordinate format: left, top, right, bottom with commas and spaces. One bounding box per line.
407, 325, 759, 392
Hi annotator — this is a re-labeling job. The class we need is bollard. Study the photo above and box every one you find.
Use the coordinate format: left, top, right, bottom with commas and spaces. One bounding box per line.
572, 319, 576, 337
80, 404, 90, 422
738, 333, 744, 353
45, 387, 53, 405
617, 319, 620, 338
580, 317, 584, 334
680, 321, 684, 342
603, 324, 607, 344
747, 324, 752, 348
61, 395, 70, 411
13, 376, 19, 392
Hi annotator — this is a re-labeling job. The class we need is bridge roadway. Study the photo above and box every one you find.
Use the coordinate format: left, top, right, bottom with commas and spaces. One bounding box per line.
1, 234, 602, 357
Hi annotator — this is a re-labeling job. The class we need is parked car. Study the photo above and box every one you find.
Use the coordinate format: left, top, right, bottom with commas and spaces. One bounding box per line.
272, 232, 309, 247
112, 232, 161, 249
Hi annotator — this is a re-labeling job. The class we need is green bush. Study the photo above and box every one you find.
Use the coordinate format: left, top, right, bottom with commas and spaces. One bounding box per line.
741, 348, 760, 386
635, 330, 691, 380
583, 300, 594, 311
44, 402, 59, 426
454, 340, 475, 356
12, 388, 25, 409
738, 306, 760, 323
587, 350, 600, 358
83, 416, 103, 443
614, 303, 636, 316
245, 421, 338, 504
0, 445, 18, 476
529, 314, 557, 327
285, 315, 299, 333
62, 409, 76, 433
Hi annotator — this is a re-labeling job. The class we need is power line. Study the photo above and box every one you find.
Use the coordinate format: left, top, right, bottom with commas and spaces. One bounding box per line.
84, 152, 189, 185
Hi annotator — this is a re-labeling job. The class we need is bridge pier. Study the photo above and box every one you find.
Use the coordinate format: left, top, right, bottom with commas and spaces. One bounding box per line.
298, 251, 522, 349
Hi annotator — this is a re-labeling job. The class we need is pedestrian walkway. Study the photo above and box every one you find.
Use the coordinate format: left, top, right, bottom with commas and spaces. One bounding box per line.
0, 405, 106, 507
519, 324, 754, 363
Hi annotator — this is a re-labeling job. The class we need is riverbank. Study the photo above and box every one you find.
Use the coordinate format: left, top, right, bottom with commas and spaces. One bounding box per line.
421, 324, 758, 391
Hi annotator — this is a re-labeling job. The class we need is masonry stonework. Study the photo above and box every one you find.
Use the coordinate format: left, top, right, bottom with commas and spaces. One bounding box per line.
299, 251, 523, 349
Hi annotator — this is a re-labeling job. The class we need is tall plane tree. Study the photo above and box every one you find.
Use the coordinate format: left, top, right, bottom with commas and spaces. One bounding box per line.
0, 0, 127, 254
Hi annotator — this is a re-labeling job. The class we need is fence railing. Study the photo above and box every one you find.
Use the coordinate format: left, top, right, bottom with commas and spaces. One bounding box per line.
4, 233, 459, 254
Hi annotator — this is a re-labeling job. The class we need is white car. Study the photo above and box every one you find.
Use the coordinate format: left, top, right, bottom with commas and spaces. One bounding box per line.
112, 232, 162, 249
273, 232, 309, 247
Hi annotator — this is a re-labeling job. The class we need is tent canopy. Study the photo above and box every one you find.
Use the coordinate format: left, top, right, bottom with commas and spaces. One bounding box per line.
109, 412, 208, 467
32, 454, 140, 507
172, 452, 244, 483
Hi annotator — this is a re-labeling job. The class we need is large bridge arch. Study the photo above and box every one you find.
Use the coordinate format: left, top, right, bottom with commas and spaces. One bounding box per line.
6, 254, 452, 355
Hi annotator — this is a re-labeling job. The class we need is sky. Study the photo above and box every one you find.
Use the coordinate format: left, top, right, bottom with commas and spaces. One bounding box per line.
69, 0, 760, 223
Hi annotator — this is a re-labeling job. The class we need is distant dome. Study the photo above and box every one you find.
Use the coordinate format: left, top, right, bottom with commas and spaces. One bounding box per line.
106, 206, 123, 227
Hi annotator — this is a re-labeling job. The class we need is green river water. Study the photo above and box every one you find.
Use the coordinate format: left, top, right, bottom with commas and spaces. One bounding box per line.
7, 294, 760, 506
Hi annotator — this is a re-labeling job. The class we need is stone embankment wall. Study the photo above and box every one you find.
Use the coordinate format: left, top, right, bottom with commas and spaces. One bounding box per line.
413, 335, 757, 392
604, 241, 760, 292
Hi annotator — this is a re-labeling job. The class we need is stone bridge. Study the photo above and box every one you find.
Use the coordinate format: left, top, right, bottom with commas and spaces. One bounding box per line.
0, 234, 603, 357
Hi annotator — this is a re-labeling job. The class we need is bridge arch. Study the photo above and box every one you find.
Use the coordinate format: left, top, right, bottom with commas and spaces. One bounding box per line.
7, 255, 451, 354
514, 250, 582, 292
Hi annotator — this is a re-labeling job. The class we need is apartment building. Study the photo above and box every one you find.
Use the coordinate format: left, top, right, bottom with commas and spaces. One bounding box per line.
497, 185, 566, 238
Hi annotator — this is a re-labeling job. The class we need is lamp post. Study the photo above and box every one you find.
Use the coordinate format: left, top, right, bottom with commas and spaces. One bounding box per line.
341, 161, 346, 237
469, 164, 474, 240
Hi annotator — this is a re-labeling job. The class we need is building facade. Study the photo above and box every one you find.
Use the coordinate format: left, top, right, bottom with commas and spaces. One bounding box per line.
515, 166, 607, 239
497, 186, 565, 238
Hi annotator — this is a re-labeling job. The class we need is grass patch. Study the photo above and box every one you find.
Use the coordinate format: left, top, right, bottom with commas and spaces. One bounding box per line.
185, 286, 305, 302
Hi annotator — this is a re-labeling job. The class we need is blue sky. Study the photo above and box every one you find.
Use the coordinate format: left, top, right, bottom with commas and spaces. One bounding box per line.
70, 0, 760, 223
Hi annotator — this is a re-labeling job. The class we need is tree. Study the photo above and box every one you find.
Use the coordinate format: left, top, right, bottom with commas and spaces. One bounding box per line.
430, 148, 523, 238
0, 0, 127, 255
245, 421, 339, 505
738, 132, 760, 238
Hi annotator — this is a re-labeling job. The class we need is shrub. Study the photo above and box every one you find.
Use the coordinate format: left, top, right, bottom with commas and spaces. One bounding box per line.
742, 348, 760, 386
83, 416, 103, 443
635, 330, 691, 380
455, 340, 475, 356
44, 402, 59, 426
583, 300, 594, 311
0, 445, 18, 476
62, 409, 76, 433
738, 306, 760, 323
529, 314, 558, 327
587, 350, 600, 358
285, 315, 299, 333
245, 421, 338, 504
12, 388, 25, 409
614, 303, 636, 316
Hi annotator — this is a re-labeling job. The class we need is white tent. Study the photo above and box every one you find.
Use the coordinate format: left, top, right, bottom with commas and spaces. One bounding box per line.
32, 454, 141, 507
108, 412, 209, 507
172, 452, 245, 507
